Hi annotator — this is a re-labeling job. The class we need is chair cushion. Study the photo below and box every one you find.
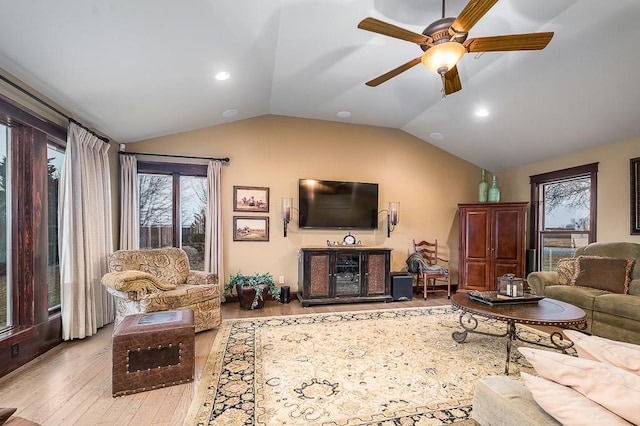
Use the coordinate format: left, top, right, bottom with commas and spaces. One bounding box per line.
139, 284, 219, 312
102, 270, 177, 300
593, 293, 640, 322
544, 285, 606, 311
108, 247, 190, 284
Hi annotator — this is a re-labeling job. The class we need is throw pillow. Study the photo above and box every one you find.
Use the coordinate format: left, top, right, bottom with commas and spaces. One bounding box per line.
521, 373, 632, 426
0, 408, 16, 425
572, 256, 635, 293
519, 347, 640, 425
556, 257, 577, 286
564, 330, 640, 374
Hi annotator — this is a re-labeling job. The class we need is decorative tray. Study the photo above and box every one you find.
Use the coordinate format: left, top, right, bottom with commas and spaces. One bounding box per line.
468, 291, 544, 306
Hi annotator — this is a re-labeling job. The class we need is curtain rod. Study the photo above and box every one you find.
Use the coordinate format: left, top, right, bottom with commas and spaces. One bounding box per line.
119, 150, 229, 163
0, 74, 110, 144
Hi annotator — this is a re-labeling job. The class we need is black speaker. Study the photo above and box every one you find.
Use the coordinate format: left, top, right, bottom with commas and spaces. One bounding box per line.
391, 273, 413, 301
280, 286, 291, 304
526, 249, 537, 276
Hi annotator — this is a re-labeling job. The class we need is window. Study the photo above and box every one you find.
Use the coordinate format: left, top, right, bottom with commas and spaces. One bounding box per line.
0, 94, 67, 376
47, 144, 64, 310
0, 124, 9, 329
138, 162, 207, 269
530, 163, 598, 272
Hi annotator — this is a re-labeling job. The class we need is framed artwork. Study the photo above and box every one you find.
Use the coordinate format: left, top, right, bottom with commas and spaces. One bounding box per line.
233, 186, 269, 212
233, 216, 269, 241
631, 157, 640, 235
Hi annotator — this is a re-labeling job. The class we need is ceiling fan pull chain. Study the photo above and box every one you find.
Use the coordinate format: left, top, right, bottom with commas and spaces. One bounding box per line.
440, 75, 447, 98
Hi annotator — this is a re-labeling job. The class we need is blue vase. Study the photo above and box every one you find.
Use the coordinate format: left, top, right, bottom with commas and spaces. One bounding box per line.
488, 175, 501, 203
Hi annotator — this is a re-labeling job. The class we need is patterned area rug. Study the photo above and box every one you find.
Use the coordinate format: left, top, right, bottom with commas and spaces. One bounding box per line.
185, 306, 560, 425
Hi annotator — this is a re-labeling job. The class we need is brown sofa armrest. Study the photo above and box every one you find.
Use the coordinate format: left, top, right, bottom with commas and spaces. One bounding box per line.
527, 271, 560, 296
102, 270, 177, 300
186, 270, 218, 285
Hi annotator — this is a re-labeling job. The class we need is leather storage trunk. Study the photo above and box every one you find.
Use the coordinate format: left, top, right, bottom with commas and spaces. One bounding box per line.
112, 309, 195, 397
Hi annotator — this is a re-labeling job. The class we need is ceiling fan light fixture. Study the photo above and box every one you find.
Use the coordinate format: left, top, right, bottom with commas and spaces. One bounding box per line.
421, 42, 466, 74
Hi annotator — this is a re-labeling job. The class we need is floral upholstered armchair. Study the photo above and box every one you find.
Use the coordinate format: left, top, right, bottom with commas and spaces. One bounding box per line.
101, 247, 221, 332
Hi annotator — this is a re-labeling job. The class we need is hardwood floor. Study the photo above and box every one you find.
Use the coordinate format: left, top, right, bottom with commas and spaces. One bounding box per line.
0, 295, 451, 426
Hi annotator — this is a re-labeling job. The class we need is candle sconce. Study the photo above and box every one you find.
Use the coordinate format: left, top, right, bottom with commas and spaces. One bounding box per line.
388, 201, 399, 238
282, 197, 293, 237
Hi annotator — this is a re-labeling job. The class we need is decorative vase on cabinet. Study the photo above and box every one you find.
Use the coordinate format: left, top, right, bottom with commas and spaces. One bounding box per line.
478, 169, 489, 202
488, 175, 501, 203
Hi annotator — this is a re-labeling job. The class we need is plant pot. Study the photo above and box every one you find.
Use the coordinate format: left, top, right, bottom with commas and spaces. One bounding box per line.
236, 283, 268, 310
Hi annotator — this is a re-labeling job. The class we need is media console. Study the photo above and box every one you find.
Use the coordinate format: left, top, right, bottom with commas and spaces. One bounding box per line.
297, 246, 392, 307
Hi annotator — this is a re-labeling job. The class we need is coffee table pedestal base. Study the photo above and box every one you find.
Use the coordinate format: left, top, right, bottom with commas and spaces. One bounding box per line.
452, 311, 576, 375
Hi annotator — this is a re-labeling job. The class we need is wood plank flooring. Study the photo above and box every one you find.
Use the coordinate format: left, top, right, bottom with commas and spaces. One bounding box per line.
0, 296, 451, 426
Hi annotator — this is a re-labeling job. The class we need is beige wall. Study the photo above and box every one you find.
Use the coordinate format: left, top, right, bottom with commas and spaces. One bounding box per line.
129, 115, 481, 291
500, 136, 640, 244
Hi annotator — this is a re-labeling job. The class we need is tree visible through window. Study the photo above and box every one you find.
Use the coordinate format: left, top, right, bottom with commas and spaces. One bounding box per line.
47, 144, 64, 310
138, 162, 207, 269
530, 163, 598, 272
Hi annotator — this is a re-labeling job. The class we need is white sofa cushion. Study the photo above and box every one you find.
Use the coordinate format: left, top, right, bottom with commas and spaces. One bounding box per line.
521, 372, 631, 425
519, 347, 640, 425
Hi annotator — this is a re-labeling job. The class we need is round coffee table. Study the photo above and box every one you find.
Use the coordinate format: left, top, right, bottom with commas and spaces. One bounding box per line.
450, 292, 587, 374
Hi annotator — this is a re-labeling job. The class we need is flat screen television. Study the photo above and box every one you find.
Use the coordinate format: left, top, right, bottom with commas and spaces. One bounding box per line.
298, 179, 379, 229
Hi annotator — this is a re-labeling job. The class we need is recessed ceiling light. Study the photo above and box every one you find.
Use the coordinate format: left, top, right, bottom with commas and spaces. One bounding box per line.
222, 109, 238, 118
215, 71, 230, 81
475, 108, 489, 117
430, 132, 445, 140
336, 111, 352, 118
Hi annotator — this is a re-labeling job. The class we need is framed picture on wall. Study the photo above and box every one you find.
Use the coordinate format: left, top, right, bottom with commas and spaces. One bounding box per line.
233, 186, 269, 212
631, 157, 640, 235
233, 216, 269, 241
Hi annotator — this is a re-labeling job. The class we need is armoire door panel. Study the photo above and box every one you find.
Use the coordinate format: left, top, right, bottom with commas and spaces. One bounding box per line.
464, 261, 489, 289
494, 262, 521, 280
465, 211, 489, 259
493, 209, 521, 261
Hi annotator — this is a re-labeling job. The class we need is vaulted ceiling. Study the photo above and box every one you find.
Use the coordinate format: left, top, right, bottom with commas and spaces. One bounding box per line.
1, 0, 639, 171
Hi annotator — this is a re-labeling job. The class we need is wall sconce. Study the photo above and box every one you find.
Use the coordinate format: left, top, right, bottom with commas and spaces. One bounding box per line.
388, 201, 399, 238
282, 197, 292, 237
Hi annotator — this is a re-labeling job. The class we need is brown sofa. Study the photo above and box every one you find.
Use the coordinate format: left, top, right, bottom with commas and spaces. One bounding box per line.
527, 241, 640, 344
101, 247, 221, 332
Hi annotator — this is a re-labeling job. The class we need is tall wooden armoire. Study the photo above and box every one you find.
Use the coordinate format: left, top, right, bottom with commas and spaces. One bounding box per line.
458, 202, 528, 291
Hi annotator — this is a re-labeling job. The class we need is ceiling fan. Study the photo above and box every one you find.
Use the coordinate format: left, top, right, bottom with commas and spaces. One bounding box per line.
357, 0, 554, 95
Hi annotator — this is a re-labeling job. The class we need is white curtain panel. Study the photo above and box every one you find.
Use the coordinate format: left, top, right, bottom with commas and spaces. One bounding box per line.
119, 154, 139, 249
59, 122, 114, 340
205, 160, 223, 287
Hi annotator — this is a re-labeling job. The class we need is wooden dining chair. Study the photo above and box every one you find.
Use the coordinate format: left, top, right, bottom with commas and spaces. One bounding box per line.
412, 239, 451, 299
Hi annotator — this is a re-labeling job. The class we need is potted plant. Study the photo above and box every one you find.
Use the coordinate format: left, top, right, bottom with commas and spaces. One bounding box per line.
224, 271, 281, 310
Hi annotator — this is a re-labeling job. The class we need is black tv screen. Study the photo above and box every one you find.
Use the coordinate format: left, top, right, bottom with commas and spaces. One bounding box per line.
298, 179, 379, 229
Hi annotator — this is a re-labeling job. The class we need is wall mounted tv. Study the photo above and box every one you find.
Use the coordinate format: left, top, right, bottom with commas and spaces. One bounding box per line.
298, 179, 379, 230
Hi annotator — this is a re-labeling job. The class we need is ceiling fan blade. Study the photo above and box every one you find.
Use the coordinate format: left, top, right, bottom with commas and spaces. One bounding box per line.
365, 57, 422, 87
451, 0, 499, 34
443, 65, 462, 95
358, 17, 429, 44
465, 32, 554, 52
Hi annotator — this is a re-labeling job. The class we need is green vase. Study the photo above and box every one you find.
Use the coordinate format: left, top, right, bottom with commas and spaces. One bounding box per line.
478, 169, 489, 202
488, 175, 501, 203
